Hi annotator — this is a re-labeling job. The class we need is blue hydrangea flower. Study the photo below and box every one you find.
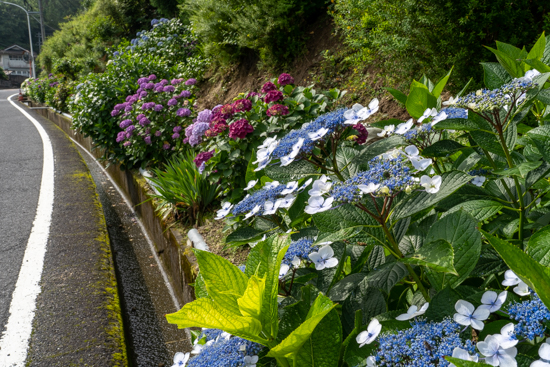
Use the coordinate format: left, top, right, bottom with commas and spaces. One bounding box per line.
330, 155, 417, 202
231, 182, 287, 217
282, 238, 319, 266
443, 107, 468, 119
507, 295, 550, 341
188, 329, 263, 367
371, 318, 476, 367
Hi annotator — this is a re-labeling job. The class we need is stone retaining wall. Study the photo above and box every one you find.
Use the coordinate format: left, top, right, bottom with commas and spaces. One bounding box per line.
27, 102, 198, 306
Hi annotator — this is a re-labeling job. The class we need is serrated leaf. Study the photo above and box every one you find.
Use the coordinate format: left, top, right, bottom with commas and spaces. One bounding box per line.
245, 234, 290, 337
434, 118, 480, 131
264, 160, 317, 182
422, 140, 467, 157
267, 294, 337, 358
425, 287, 462, 322
470, 130, 506, 156
493, 160, 542, 178
406, 86, 438, 119
335, 146, 362, 179
481, 62, 513, 89
425, 211, 481, 289
392, 171, 472, 221
194, 273, 209, 298
526, 226, 550, 266
401, 239, 457, 275
482, 230, 550, 311
166, 298, 265, 344
226, 226, 265, 245
328, 273, 367, 302
443, 200, 503, 222
194, 249, 249, 315
486, 46, 523, 78
342, 282, 386, 335
525, 162, 550, 190
238, 275, 265, 320
526, 126, 550, 162
315, 226, 364, 245
351, 135, 405, 168
367, 262, 408, 294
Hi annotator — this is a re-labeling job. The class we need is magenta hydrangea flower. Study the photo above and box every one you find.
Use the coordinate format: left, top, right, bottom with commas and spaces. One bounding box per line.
261, 81, 277, 94
144, 136, 152, 144
177, 108, 191, 117
229, 119, 254, 139
185, 78, 197, 85
212, 104, 223, 113
220, 104, 234, 115
246, 91, 261, 99
205, 122, 227, 137
352, 123, 369, 144
264, 90, 283, 104
278, 73, 295, 86
168, 98, 177, 106
193, 150, 215, 168
148, 74, 157, 81
266, 104, 289, 117
232, 99, 252, 112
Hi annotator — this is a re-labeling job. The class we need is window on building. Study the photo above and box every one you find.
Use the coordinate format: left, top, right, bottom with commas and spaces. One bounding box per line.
9, 55, 24, 61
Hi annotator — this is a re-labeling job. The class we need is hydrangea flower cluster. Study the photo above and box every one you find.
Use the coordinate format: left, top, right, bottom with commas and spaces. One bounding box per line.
183, 329, 263, 367
281, 238, 318, 267
254, 109, 349, 170
193, 150, 215, 173
372, 318, 476, 367
229, 119, 254, 139
508, 295, 550, 341
449, 77, 538, 112
185, 121, 210, 146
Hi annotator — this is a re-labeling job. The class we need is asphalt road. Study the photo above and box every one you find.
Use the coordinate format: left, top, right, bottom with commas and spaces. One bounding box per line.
0, 89, 43, 339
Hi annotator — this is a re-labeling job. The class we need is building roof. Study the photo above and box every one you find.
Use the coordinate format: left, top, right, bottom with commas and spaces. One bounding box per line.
0, 45, 30, 55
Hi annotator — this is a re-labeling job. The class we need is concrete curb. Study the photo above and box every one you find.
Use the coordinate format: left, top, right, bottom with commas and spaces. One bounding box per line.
26, 102, 199, 306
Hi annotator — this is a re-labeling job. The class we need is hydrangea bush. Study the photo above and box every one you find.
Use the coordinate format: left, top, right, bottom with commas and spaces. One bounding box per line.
187, 73, 346, 197
69, 18, 207, 166
167, 33, 550, 367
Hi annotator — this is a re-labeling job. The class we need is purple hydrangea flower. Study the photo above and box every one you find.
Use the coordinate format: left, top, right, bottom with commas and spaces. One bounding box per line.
139, 91, 147, 99
155, 131, 162, 137
164, 85, 175, 93
111, 110, 120, 117
173, 126, 183, 133
154, 85, 164, 93
144, 82, 154, 90
119, 119, 133, 129
185, 78, 197, 85
124, 104, 133, 112
125, 125, 136, 133
137, 113, 146, 120
123, 141, 132, 147
160, 79, 169, 86
139, 117, 150, 126
194, 150, 214, 168
154, 104, 164, 111
180, 90, 191, 98
148, 74, 157, 81
144, 136, 152, 144
278, 73, 295, 86
171, 78, 182, 85
116, 131, 126, 143
163, 143, 170, 150
197, 109, 212, 123
177, 108, 191, 117
168, 98, 177, 106
141, 102, 155, 110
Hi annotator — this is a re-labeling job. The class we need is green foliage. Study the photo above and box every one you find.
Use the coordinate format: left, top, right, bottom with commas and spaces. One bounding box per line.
0, 67, 7, 80
331, 0, 550, 87
182, 0, 329, 67
148, 153, 220, 225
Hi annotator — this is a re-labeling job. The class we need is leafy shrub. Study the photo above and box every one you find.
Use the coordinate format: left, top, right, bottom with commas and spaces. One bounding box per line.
26, 74, 61, 104
166, 33, 550, 367
183, 0, 329, 67
148, 153, 220, 225
69, 18, 207, 166
188, 73, 346, 198
331, 0, 550, 87
111, 75, 199, 168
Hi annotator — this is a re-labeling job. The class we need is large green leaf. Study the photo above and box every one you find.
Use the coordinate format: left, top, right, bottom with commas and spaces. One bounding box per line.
406, 86, 438, 119
335, 146, 362, 179
245, 149, 258, 183
238, 275, 265, 320
392, 171, 472, 221
481, 62, 513, 89
225, 226, 265, 245
425, 287, 462, 322
422, 140, 467, 157
526, 126, 550, 162
342, 282, 386, 336
470, 130, 506, 156
527, 32, 547, 60
523, 59, 550, 74
194, 249, 249, 315
366, 261, 408, 294
401, 239, 457, 275
267, 294, 337, 358
293, 309, 342, 367
432, 67, 453, 98
351, 135, 405, 168
165, 298, 266, 344
493, 160, 542, 178
315, 227, 365, 245
425, 211, 481, 289
525, 162, 550, 190
434, 118, 480, 131
526, 226, 550, 266
496, 40, 528, 60
486, 46, 523, 78
245, 234, 290, 337
482, 230, 550, 310
385, 87, 407, 105
264, 159, 318, 182
443, 200, 503, 222
328, 273, 368, 302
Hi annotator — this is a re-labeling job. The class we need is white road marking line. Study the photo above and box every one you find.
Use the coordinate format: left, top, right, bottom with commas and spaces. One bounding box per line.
0, 95, 55, 366
69, 136, 182, 311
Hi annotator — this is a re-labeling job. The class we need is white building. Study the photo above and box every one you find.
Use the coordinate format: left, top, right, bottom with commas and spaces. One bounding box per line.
0, 45, 32, 77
